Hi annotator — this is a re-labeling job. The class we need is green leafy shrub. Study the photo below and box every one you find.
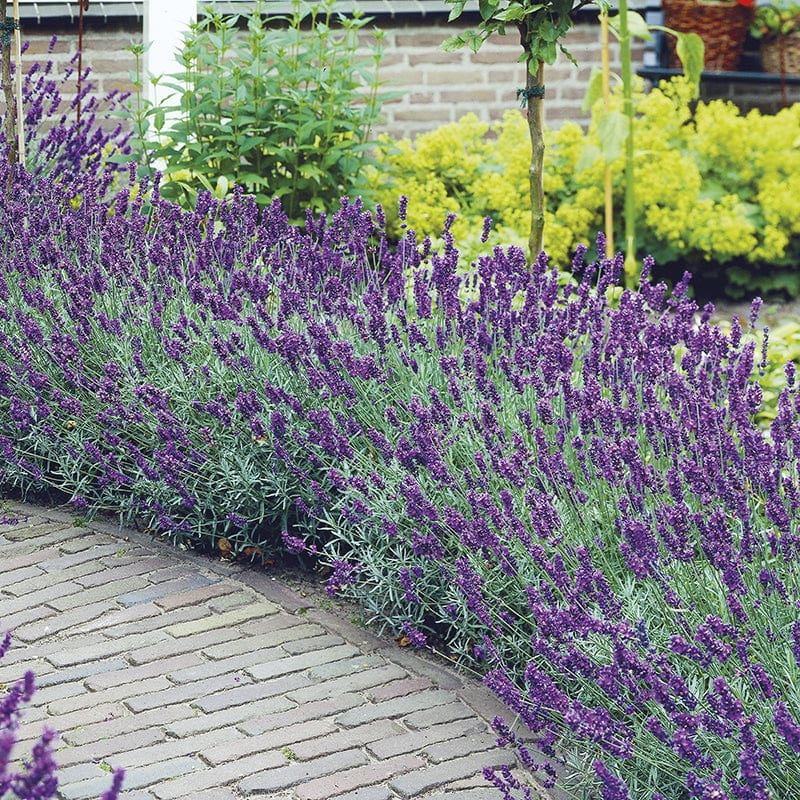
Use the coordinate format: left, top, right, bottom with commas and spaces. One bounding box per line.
369, 79, 800, 296
125, 0, 391, 220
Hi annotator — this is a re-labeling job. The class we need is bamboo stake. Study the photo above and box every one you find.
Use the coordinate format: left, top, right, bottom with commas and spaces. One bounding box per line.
600, 11, 613, 258
12, 0, 22, 168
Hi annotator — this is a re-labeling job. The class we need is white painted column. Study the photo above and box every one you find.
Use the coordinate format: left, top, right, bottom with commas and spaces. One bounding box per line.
143, 0, 197, 112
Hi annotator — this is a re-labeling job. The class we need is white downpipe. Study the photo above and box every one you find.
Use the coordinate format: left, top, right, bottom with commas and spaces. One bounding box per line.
143, 0, 196, 122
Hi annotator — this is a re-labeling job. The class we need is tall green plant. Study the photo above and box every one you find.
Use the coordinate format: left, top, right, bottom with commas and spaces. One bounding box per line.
584, 10, 703, 284
442, 0, 608, 261
124, 0, 392, 219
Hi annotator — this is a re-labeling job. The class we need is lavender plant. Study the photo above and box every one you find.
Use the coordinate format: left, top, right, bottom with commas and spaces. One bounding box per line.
0, 630, 124, 798
0, 101, 798, 795
0, 38, 132, 196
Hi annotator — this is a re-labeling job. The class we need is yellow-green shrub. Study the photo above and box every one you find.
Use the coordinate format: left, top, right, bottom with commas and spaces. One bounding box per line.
369, 80, 800, 295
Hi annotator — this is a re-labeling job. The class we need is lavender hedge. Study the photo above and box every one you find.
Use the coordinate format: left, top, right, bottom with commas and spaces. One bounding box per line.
1, 49, 799, 800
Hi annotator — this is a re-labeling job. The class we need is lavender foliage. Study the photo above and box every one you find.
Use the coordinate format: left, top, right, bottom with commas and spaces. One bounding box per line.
0, 74, 799, 797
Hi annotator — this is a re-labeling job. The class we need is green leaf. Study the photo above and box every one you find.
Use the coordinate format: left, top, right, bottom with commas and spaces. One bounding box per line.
582, 67, 604, 113
446, 0, 467, 22
478, 0, 498, 21
575, 142, 601, 174
597, 109, 630, 164
609, 11, 653, 42
675, 32, 704, 95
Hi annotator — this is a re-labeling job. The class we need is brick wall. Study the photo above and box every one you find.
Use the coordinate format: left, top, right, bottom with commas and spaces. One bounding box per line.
7, 12, 798, 144
375, 19, 647, 138
21, 19, 139, 99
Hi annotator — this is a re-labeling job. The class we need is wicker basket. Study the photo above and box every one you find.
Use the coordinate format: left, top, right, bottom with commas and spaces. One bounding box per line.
661, 0, 754, 72
760, 31, 800, 74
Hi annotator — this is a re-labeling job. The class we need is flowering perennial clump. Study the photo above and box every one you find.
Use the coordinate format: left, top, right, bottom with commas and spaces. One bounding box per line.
1, 53, 799, 800
0, 630, 124, 798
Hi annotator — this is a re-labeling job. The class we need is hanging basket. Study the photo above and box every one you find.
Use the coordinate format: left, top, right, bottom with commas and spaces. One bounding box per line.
661, 0, 754, 72
760, 31, 800, 74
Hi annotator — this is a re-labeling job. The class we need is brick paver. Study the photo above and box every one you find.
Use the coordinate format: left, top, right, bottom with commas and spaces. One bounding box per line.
0, 501, 545, 799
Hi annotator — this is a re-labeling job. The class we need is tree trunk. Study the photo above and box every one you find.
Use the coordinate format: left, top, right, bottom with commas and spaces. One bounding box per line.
526, 60, 545, 260
0, 0, 17, 175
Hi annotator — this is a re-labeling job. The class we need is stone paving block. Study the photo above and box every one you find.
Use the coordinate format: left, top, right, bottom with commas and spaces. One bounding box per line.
290, 719, 402, 761
200, 718, 336, 766
38, 544, 121, 572
35, 656, 128, 689
57, 761, 109, 786
61, 757, 201, 800
128, 627, 240, 665
194, 671, 312, 713
146, 565, 204, 584
281, 632, 346, 655
422, 791, 494, 800
335, 689, 454, 728
0, 515, 48, 533
49, 576, 151, 611
0, 657, 54, 684
287, 664, 408, 704
238, 749, 369, 795
388, 750, 512, 798
46, 630, 168, 668
0, 605, 57, 632
76, 602, 163, 634
63, 704, 196, 746
13, 601, 111, 643
150, 751, 287, 799
169, 790, 240, 800
0, 564, 42, 589
155, 581, 238, 611
423, 732, 498, 763
246, 643, 359, 681
48, 676, 174, 715
125, 672, 248, 713
403, 702, 477, 730
366, 719, 487, 760
306, 655, 386, 682
27, 678, 86, 706
167, 647, 284, 684
295, 753, 425, 800
201, 623, 324, 659
75, 558, 176, 588
86, 652, 204, 691
4, 522, 79, 542
0, 579, 84, 615
0, 547, 61, 574
116, 575, 216, 607
164, 600, 278, 638
237, 692, 362, 736
56, 727, 167, 767
58, 534, 114, 553
103, 605, 209, 639
326, 786, 393, 800
110, 725, 245, 768
366, 676, 434, 702
165, 695, 296, 738
39, 701, 129, 737
5, 561, 96, 596
234, 612, 314, 636
206, 591, 258, 612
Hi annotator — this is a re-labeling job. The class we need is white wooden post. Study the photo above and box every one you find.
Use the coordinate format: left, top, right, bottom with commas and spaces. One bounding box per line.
143, 0, 196, 113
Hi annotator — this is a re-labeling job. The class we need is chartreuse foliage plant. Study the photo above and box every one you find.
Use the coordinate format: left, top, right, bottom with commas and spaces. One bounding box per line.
3, 47, 800, 800
122, 0, 390, 221
369, 79, 800, 297
0, 631, 124, 798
